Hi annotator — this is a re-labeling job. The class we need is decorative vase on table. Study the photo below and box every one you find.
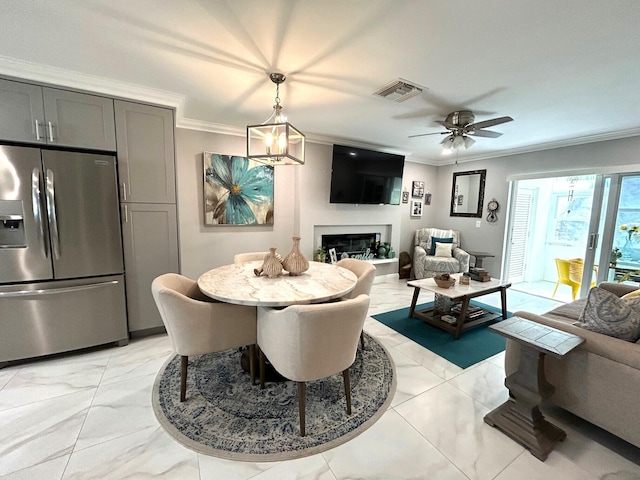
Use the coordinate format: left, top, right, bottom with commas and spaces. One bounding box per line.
262, 248, 283, 278
377, 244, 388, 259
282, 237, 309, 276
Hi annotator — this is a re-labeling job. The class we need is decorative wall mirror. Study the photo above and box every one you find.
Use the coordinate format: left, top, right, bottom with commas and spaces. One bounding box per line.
450, 169, 486, 217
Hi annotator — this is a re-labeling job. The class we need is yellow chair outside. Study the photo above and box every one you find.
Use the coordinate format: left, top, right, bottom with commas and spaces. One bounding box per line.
552, 258, 597, 300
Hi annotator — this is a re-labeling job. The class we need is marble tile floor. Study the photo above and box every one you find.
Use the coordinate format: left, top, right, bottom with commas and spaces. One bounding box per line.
1, 277, 639, 479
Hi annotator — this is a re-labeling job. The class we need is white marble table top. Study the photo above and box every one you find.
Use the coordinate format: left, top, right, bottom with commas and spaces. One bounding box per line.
407, 273, 509, 300
197, 261, 358, 307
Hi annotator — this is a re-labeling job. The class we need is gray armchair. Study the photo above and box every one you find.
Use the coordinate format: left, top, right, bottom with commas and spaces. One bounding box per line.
413, 227, 470, 279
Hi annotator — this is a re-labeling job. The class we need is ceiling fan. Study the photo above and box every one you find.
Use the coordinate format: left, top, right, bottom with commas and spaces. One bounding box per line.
409, 110, 513, 150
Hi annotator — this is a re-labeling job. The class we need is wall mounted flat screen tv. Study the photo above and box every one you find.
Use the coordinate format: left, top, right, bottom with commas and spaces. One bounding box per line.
329, 144, 405, 205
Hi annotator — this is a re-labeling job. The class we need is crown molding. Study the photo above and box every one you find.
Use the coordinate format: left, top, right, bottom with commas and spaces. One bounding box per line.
436, 127, 640, 166
3, 56, 639, 168
0, 55, 186, 115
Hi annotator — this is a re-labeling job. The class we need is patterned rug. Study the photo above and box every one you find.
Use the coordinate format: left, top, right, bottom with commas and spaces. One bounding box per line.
152, 333, 396, 461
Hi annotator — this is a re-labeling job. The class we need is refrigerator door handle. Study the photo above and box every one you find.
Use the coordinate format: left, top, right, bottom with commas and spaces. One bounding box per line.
45, 169, 61, 259
0, 280, 120, 298
31, 168, 48, 258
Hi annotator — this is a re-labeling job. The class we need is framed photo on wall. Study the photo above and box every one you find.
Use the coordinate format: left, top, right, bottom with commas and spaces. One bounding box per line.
425, 193, 432, 205
402, 191, 409, 203
203, 152, 274, 226
412, 181, 424, 197
411, 199, 423, 217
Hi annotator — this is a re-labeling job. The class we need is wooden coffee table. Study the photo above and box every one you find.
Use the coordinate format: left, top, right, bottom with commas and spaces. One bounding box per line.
407, 273, 511, 340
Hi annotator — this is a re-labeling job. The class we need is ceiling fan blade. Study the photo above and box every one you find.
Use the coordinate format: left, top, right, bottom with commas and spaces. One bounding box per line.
468, 116, 513, 130
434, 120, 457, 129
408, 131, 447, 138
467, 129, 502, 138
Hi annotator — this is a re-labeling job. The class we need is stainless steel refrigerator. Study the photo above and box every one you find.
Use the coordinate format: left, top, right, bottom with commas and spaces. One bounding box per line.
0, 145, 128, 366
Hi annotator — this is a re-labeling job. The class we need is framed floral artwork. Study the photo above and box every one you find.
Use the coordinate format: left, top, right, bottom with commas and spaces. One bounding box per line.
203, 152, 274, 225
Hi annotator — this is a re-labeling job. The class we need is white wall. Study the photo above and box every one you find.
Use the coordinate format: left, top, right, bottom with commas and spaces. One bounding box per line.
432, 136, 640, 277
176, 128, 640, 281
175, 128, 437, 278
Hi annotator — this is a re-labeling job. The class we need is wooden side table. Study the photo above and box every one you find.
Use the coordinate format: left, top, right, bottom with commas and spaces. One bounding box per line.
483, 316, 584, 461
466, 251, 495, 268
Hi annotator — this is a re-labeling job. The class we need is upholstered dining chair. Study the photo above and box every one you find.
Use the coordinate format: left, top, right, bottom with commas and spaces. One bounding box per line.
257, 294, 370, 436
336, 258, 376, 349
151, 273, 257, 402
233, 251, 269, 264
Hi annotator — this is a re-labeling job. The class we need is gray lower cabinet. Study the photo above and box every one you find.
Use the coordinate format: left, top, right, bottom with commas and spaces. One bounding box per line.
115, 100, 176, 203
0, 78, 116, 151
121, 203, 179, 332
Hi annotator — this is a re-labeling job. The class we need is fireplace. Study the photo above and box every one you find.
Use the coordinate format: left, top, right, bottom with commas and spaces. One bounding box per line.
321, 232, 380, 261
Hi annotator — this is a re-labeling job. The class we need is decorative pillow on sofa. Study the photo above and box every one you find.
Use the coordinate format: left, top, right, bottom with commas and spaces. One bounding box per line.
429, 237, 453, 255
575, 287, 640, 342
621, 289, 640, 300
434, 242, 453, 257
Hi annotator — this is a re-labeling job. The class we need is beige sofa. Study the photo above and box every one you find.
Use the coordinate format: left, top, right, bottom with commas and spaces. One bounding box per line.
506, 282, 640, 448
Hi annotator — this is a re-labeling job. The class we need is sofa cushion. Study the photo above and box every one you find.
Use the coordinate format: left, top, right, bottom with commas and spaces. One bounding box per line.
429, 237, 453, 255
622, 288, 640, 300
434, 242, 453, 257
575, 287, 640, 342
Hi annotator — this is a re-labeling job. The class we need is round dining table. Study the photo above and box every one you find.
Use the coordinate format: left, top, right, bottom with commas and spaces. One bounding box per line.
197, 260, 358, 307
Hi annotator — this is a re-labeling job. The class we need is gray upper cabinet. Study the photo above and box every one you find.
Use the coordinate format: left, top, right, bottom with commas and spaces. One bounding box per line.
0, 79, 116, 151
0, 79, 46, 144
115, 101, 176, 203
42, 88, 116, 151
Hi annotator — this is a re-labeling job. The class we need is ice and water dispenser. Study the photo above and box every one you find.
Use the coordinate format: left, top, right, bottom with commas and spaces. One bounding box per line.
0, 200, 26, 248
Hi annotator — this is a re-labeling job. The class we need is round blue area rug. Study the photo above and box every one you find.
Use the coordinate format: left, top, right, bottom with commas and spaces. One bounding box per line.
152, 333, 396, 461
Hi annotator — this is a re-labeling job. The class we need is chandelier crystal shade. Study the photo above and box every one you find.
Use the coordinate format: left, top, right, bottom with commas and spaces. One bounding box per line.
247, 73, 305, 165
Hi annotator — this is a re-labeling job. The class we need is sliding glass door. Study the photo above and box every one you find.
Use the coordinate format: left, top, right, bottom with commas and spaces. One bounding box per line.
504, 172, 640, 301
587, 174, 640, 294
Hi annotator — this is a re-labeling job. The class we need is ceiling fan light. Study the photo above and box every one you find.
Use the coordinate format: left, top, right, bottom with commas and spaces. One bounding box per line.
452, 135, 465, 149
463, 136, 475, 149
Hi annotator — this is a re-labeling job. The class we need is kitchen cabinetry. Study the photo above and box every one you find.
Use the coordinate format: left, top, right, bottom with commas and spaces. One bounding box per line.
115, 101, 179, 333
121, 203, 179, 332
115, 100, 176, 203
0, 78, 116, 150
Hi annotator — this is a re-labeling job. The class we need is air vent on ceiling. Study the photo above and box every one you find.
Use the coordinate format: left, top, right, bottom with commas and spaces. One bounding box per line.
373, 78, 424, 102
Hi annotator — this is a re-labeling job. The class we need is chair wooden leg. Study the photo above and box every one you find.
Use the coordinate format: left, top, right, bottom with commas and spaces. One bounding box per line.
248, 344, 256, 385
360, 330, 365, 350
552, 281, 560, 298
298, 381, 306, 437
342, 368, 352, 415
259, 348, 266, 389
180, 355, 188, 402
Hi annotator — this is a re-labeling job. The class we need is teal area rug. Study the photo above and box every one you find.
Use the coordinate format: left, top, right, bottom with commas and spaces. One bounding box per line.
373, 301, 510, 369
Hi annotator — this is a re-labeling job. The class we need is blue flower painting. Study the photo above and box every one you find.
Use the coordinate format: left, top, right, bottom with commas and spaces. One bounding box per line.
203, 152, 274, 225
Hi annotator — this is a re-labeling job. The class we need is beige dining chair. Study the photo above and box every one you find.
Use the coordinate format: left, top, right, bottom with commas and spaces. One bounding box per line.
336, 258, 376, 349
257, 294, 370, 436
233, 252, 269, 264
151, 273, 257, 402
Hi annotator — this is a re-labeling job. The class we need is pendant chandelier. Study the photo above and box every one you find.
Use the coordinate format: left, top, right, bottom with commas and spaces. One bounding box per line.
246, 73, 305, 165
